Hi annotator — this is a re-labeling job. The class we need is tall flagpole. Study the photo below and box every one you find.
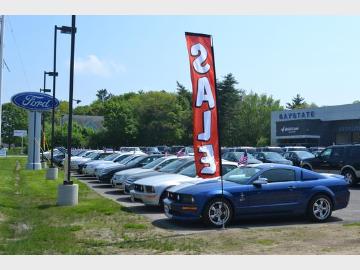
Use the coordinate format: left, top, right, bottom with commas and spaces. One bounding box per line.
0, 15, 4, 147
210, 37, 225, 229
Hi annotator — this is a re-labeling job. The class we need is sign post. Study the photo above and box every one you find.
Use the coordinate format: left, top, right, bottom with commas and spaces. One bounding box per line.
11, 92, 59, 171
13, 129, 27, 155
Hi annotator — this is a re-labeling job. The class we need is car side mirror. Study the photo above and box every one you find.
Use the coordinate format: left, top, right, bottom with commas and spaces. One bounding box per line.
253, 178, 268, 186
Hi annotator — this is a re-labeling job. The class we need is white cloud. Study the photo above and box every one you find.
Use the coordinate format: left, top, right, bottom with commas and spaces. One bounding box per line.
74, 54, 125, 77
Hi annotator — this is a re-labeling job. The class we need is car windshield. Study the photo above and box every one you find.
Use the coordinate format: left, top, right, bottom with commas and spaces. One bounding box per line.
185, 147, 194, 154
179, 164, 196, 177
295, 151, 314, 159
103, 153, 119, 161
223, 167, 261, 184
75, 150, 86, 156
119, 155, 137, 164
142, 157, 166, 169
87, 152, 100, 159
159, 158, 190, 173
230, 152, 255, 160
263, 152, 283, 159
126, 156, 146, 166
82, 151, 94, 157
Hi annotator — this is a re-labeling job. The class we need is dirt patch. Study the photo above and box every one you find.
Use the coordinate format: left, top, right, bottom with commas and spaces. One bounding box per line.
190, 223, 360, 254
0, 212, 6, 223
11, 222, 31, 235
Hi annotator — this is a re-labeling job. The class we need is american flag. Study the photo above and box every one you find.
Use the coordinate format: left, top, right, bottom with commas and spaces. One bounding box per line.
176, 149, 185, 157
238, 151, 248, 166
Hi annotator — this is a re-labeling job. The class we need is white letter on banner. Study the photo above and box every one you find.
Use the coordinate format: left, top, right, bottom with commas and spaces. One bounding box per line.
191, 43, 210, 74
199, 145, 216, 174
198, 110, 211, 141
196, 77, 215, 108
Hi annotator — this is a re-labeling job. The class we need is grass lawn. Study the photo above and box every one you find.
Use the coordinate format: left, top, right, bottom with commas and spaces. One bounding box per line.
1, 157, 360, 254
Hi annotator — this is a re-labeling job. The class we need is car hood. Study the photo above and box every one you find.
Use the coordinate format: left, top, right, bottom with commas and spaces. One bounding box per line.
135, 173, 194, 186
86, 160, 112, 166
168, 179, 240, 194
127, 171, 164, 182
248, 158, 262, 164
98, 163, 125, 170
90, 161, 117, 167
302, 157, 317, 163
268, 159, 291, 164
114, 168, 152, 176
72, 158, 91, 163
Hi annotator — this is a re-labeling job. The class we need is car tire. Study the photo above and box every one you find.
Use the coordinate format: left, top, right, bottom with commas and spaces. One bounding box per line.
159, 190, 168, 207
307, 194, 333, 222
202, 198, 233, 228
342, 169, 358, 186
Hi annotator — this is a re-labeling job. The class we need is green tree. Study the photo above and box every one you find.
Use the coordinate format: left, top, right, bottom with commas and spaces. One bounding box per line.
232, 92, 283, 146
96, 89, 112, 102
176, 82, 192, 145
286, 94, 306, 109
1, 103, 28, 148
102, 97, 139, 147
217, 73, 244, 145
135, 91, 187, 146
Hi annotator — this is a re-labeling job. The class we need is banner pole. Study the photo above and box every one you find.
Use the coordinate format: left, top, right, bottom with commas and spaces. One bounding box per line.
210, 37, 225, 229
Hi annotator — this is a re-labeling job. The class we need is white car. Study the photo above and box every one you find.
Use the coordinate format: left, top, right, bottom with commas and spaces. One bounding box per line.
70, 150, 105, 170
111, 155, 177, 188
130, 160, 238, 206
81, 152, 123, 175
86, 151, 144, 175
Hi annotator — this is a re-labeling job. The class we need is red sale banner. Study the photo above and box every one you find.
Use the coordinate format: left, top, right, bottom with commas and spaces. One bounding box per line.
185, 32, 221, 178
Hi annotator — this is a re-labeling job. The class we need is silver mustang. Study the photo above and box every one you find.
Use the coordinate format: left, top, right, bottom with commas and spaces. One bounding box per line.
130, 160, 238, 206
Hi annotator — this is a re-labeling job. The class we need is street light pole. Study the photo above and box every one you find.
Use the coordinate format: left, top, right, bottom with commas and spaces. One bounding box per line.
66, 15, 76, 185
50, 25, 58, 168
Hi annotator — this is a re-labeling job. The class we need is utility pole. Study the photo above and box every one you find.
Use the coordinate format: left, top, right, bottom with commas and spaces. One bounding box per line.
0, 15, 5, 147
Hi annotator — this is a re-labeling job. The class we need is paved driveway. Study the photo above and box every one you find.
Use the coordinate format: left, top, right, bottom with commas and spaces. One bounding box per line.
76, 174, 360, 233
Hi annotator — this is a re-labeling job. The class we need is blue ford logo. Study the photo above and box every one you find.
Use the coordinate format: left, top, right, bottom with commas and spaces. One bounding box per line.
11, 92, 59, 111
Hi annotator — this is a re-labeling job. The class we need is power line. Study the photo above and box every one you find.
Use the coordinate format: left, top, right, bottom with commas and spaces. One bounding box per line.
6, 16, 31, 90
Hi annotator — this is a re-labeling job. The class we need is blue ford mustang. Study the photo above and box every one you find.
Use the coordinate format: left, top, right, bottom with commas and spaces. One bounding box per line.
163, 164, 350, 227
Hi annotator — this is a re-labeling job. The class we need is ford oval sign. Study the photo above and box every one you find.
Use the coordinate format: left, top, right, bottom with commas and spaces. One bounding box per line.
11, 92, 60, 111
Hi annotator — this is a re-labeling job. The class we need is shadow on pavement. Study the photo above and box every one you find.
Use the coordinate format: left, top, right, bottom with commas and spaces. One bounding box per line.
151, 215, 344, 232
88, 180, 100, 184
76, 176, 96, 180
104, 190, 122, 196
92, 184, 113, 189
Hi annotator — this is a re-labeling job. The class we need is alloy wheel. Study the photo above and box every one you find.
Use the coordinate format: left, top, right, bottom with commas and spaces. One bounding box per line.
208, 201, 230, 226
344, 172, 354, 185
312, 198, 331, 221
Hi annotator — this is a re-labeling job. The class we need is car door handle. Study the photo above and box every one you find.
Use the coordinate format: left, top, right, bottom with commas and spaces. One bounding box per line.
288, 186, 296, 190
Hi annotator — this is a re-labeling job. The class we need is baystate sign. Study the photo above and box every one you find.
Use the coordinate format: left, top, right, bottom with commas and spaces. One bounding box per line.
278, 110, 315, 120
11, 92, 59, 111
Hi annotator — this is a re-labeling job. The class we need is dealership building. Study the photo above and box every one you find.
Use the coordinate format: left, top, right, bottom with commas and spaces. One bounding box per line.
271, 103, 360, 147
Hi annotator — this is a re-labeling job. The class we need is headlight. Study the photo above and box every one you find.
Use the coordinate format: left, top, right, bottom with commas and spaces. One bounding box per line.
145, 185, 155, 193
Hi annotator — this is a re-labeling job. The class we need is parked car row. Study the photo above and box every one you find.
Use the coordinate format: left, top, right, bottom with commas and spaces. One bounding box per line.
67, 149, 351, 228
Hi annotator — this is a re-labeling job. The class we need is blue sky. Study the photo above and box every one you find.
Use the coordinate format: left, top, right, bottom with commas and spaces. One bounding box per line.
2, 16, 360, 107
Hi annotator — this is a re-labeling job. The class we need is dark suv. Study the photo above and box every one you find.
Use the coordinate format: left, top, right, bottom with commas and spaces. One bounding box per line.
300, 144, 360, 186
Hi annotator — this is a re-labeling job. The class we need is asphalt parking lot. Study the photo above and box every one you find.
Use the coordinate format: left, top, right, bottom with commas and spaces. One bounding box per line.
75, 174, 360, 234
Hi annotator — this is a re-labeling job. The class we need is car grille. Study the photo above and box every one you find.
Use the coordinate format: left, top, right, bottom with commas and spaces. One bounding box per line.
134, 184, 144, 192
